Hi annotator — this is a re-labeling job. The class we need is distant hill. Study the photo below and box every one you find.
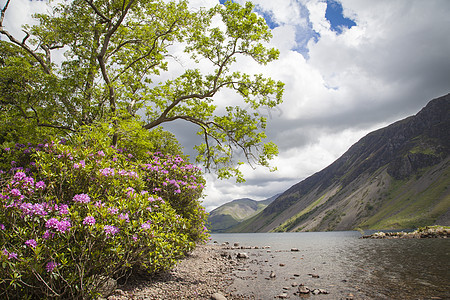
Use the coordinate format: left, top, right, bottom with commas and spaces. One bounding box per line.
231, 93, 450, 232
207, 195, 278, 232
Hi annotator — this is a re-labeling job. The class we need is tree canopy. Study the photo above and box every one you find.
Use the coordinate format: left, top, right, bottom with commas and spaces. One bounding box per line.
0, 0, 284, 181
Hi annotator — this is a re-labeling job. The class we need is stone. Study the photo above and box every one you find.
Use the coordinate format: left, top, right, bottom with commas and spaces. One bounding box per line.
211, 292, 227, 300
269, 271, 276, 278
298, 285, 310, 294
234, 242, 239, 247
312, 289, 320, 295
277, 293, 288, 298
291, 248, 299, 252
318, 289, 329, 294
236, 252, 248, 259
98, 277, 117, 299
279, 263, 285, 267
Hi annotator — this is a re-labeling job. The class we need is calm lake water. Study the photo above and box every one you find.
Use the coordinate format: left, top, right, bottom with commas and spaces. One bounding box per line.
210, 232, 449, 299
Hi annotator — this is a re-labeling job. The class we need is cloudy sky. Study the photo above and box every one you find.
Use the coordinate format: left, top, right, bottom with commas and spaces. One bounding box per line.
4, 0, 450, 212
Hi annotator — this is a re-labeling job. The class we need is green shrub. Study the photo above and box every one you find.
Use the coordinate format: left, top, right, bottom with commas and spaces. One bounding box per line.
0, 132, 208, 298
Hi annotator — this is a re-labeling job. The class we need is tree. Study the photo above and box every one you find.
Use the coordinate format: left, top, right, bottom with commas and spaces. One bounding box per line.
0, 0, 284, 181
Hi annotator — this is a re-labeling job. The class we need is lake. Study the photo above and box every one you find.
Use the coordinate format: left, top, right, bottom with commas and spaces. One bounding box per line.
210, 231, 449, 299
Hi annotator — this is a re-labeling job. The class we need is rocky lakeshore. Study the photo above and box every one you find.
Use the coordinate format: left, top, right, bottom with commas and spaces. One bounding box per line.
102, 231, 449, 300
360, 226, 450, 239
105, 243, 356, 300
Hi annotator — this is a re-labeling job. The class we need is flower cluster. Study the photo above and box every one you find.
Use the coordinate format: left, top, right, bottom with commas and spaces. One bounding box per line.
0, 138, 208, 298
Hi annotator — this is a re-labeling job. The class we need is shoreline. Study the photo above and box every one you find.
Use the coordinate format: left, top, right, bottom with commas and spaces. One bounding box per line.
107, 244, 240, 300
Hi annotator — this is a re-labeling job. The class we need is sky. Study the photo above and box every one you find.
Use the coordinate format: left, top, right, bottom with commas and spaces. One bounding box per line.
3, 0, 450, 212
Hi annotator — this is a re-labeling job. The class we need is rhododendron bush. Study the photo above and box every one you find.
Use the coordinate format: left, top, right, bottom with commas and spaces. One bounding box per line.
0, 131, 208, 298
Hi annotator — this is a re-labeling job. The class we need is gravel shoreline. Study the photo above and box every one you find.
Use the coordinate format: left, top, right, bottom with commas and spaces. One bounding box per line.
107, 244, 242, 300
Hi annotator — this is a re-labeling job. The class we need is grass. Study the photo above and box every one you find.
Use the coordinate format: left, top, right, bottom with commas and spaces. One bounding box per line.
359, 163, 450, 229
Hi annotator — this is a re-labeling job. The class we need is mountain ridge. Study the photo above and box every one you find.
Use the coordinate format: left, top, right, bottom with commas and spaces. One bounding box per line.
207, 195, 278, 232
229, 93, 450, 232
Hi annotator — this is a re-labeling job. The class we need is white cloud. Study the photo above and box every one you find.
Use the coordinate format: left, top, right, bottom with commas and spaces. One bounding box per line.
201, 0, 450, 211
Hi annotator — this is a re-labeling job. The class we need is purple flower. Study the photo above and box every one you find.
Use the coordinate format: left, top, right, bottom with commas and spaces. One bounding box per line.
73, 193, 90, 203
24, 177, 34, 186
118, 213, 129, 223
83, 216, 96, 226
100, 168, 115, 176
104, 225, 119, 237
32, 203, 48, 216
132, 234, 138, 241
56, 220, 71, 233
42, 230, 54, 240
46, 261, 59, 272
57, 204, 69, 215
10, 189, 21, 197
13, 172, 26, 181
25, 239, 37, 248
73, 160, 85, 169
108, 207, 118, 215
141, 221, 152, 230
35, 181, 46, 190
45, 218, 59, 229
8, 252, 18, 260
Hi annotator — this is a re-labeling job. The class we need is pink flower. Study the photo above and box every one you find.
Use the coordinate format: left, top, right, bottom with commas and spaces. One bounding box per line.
25, 239, 37, 248
42, 230, 54, 240
73, 193, 90, 203
97, 150, 105, 157
0, 224, 5, 230
100, 168, 115, 176
104, 225, 119, 236
46, 261, 59, 272
35, 181, 46, 190
83, 216, 96, 226
10, 189, 21, 197
57, 204, 69, 215
45, 218, 59, 229
74, 160, 85, 169
118, 213, 129, 223
141, 221, 152, 230
56, 220, 71, 233
108, 207, 118, 215
13, 172, 26, 181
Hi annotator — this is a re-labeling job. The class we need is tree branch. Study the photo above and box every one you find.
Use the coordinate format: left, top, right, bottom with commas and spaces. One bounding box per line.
0, 0, 52, 74
83, 0, 111, 23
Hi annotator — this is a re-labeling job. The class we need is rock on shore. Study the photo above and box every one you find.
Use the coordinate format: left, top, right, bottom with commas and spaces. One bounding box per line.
361, 226, 449, 239
107, 245, 236, 300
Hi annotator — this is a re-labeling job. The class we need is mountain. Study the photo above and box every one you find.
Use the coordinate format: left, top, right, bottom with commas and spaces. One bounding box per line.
207, 195, 278, 232
231, 94, 450, 232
